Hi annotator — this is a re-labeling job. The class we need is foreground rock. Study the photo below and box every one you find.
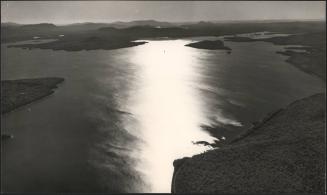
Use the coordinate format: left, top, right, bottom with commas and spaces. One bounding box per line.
185, 40, 231, 50
172, 93, 325, 193
1, 77, 64, 114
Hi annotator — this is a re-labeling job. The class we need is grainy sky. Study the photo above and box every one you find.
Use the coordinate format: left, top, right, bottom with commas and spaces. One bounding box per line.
1, 1, 325, 24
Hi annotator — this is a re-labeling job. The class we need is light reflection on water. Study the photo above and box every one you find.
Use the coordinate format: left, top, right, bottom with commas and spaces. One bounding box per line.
121, 40, 238, 192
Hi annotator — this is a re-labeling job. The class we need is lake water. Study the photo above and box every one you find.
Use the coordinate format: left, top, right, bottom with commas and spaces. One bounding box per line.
1, 38, 324, 193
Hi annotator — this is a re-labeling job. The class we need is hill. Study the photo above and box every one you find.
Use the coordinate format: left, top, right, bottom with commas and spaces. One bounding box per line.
172, 93, 325, 193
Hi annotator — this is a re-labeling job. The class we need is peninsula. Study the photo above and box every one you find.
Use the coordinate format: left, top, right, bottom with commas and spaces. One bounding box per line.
185, 40, 231, 50
1, 77, 64, 114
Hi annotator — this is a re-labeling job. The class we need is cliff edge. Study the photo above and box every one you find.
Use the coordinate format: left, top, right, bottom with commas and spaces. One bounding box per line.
172, 93, 325, 193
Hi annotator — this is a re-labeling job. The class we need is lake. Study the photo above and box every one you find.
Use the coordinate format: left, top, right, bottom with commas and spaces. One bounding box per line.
1, 37, 324, 192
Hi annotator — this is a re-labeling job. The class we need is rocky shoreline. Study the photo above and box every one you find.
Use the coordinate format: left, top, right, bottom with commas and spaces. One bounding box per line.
172, 93, 325, 193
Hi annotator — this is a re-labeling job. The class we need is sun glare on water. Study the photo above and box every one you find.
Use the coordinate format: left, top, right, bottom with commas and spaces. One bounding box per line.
119, 40, 217, 192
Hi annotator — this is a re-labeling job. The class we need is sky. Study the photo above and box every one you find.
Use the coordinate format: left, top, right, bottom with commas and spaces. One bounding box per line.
1, 1, 325, 24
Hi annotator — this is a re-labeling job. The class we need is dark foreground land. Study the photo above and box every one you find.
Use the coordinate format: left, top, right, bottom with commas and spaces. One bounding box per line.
1, 77, 64, 114
172, 93, 325, 193
185, 40, 231, 50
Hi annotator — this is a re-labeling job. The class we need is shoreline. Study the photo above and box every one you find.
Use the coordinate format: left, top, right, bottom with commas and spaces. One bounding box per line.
225, 32, 326, 81
1, 77, 64, 140
172, 93, 325, 193
185, 40, 231, 50
1, 77, 64, 114
7, 40, 148, 52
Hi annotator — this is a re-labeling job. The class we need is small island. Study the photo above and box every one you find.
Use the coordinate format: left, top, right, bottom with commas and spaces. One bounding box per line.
1, 77, 64, 114
185, 40, 231, 50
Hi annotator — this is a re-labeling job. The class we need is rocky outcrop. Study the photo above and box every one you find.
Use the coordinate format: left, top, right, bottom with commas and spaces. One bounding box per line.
172, 93, 325, 193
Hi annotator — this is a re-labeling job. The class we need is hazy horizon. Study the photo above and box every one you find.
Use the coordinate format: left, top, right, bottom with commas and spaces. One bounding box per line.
1, 18, 325, 26
1, 1, 325, 25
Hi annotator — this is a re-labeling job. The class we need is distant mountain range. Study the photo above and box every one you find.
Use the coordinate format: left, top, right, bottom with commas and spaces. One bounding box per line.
1, 20, 177, 29
1, 20, 325, 43
108, 20, 176, 28
2, 19, 324, 30
1, 22, 21, 27
2, 19, 323, 27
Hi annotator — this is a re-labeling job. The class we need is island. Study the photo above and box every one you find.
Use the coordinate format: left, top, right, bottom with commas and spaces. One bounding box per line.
172, 93, 325, 193
1, 77, 64, 114
8, 36, 148, 52
185, 40, 231, 50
